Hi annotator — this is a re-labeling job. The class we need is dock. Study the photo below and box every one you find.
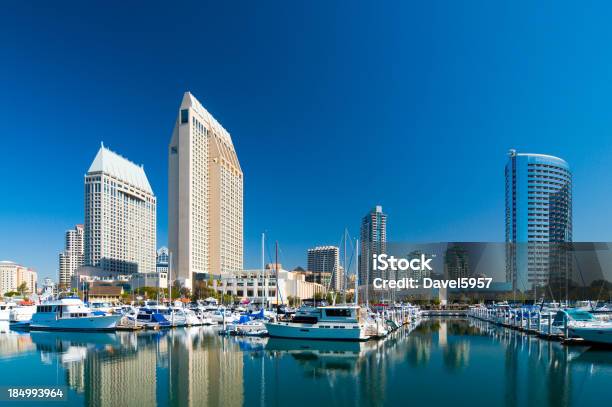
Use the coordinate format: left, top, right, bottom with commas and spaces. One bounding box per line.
467, 307, 597, 345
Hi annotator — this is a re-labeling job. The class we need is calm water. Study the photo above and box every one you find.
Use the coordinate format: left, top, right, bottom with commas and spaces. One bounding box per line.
0, 319, 611, 407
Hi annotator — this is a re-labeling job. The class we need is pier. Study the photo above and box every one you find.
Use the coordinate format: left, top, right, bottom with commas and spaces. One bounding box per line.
466, 306, 611, 345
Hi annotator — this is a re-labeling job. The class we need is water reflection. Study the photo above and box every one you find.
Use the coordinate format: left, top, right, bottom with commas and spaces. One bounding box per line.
0, 319, 610, 406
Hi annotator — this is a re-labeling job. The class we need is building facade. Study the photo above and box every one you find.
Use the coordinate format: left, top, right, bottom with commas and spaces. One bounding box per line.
444, 245, 470, 280
59, 224, 84, 288
212, 268, 326, 306
307, 246, 344, 291
359, 205, 387, 288
168, 92, 243, 289
505, 150, 572, 291
84, 144, 157, 275
0, 261, 37, 295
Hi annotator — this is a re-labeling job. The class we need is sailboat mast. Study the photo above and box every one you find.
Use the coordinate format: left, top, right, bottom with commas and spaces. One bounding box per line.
261, 232, 265, 308
169, 251, 172, 304
355, 238, 359, 305
275, 241, 279, 306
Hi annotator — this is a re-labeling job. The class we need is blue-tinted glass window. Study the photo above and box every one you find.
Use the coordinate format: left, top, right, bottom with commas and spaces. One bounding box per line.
180, 109, 189, 124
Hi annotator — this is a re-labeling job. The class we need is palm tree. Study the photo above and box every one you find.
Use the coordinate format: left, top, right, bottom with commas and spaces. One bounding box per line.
17, 282, 29, 296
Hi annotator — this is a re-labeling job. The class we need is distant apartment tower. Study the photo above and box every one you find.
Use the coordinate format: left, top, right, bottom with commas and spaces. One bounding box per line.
169, 92, 243, 289
359, 206, 387, 287
59, 224, 84, 288
0, 260, 37, 295
84, 144, 157, 275
444, 245, 469, 280
505, 150, 572, 291
307, 246, 344, 291
407, 250, 432, 281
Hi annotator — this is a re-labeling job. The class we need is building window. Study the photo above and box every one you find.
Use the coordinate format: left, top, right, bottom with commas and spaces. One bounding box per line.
180, 109, 189, 124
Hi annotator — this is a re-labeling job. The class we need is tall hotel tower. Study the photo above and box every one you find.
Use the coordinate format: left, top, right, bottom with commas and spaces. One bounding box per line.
84, 144, 157, 274
359, 206, 387, 289
169, 92, 243, 289
505, 150, 572, 291
307, 246, 344, 291
58, 224, 84, 288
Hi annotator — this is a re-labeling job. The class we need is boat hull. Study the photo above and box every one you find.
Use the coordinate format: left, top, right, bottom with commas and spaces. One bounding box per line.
265, 321, 368, 341
29, 315, 122, 331
569, 326, 612, 345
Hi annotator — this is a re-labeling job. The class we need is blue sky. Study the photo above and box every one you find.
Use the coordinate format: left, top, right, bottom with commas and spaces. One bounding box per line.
1, 1, 612, 281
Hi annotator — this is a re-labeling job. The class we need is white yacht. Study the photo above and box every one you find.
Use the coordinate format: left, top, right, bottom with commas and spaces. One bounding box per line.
126, 307, 171, 329
88, 301, 117, 315
9, 301, 37, 322
29, 298, 122, 331
210, 308, 239, 324
562, 309, 612, 344
0, 302, 16, 321
265, 305, 370, 341
550, 309, 606, 337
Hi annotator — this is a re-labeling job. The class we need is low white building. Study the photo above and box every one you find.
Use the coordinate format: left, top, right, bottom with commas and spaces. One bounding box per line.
70, 266, 131, 290
130, 272, 168, 290
211, 267, 326, 306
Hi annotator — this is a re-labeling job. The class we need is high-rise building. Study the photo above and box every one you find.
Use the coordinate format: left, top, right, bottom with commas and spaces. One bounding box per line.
0, 261, 37, 295
84, 144, 156, 275
359, 205, 387, 287
168, 92, 243, 289
505, 150, 572, 291
444, 245, 469, 280
407, 250, 433, 281
307, 246, 343, 291
59, 224, 84, 288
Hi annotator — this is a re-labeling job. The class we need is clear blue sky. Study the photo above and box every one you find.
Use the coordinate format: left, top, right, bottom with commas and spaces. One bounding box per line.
1, 1, 612, 281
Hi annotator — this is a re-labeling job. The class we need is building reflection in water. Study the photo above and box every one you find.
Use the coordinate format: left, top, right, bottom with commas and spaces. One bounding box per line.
0, 322, 35, 359
167, 327, 244, 407
23, 327, 244, 407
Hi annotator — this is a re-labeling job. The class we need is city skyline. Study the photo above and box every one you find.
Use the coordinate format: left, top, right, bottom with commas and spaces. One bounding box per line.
2, 3, 612, 281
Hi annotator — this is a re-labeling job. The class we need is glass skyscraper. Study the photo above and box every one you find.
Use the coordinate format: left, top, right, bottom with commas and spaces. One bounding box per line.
505, 149, 572, 292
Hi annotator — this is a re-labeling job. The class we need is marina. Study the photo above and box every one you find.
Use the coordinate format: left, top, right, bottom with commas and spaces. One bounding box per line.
468, 304, 612, 345
1, 317, 611, 406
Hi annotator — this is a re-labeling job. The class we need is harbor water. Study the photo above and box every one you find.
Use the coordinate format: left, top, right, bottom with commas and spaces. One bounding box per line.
0, 319, 611, 406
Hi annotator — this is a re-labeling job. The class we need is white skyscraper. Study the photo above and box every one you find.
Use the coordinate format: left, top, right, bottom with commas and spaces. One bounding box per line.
59, 224, 84, 288
169, 92, 243, 289
84, 144, 157, 275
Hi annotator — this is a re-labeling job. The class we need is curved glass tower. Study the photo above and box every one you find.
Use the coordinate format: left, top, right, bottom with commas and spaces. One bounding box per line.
505, 150, 572, 292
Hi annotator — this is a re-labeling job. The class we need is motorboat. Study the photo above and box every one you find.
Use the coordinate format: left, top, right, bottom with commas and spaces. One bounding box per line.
265, 305, 370, 341
210, 308, 239, 324
127, 307, 171, 329
29, 298, 122, 331
88, 301, 117, 315
0, 301, 16, 321
551, 309, 604, 337
222, 310, 268, 336
563, 310, 612, 345
9, 300, 37, 322
179, 307, 202, 326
